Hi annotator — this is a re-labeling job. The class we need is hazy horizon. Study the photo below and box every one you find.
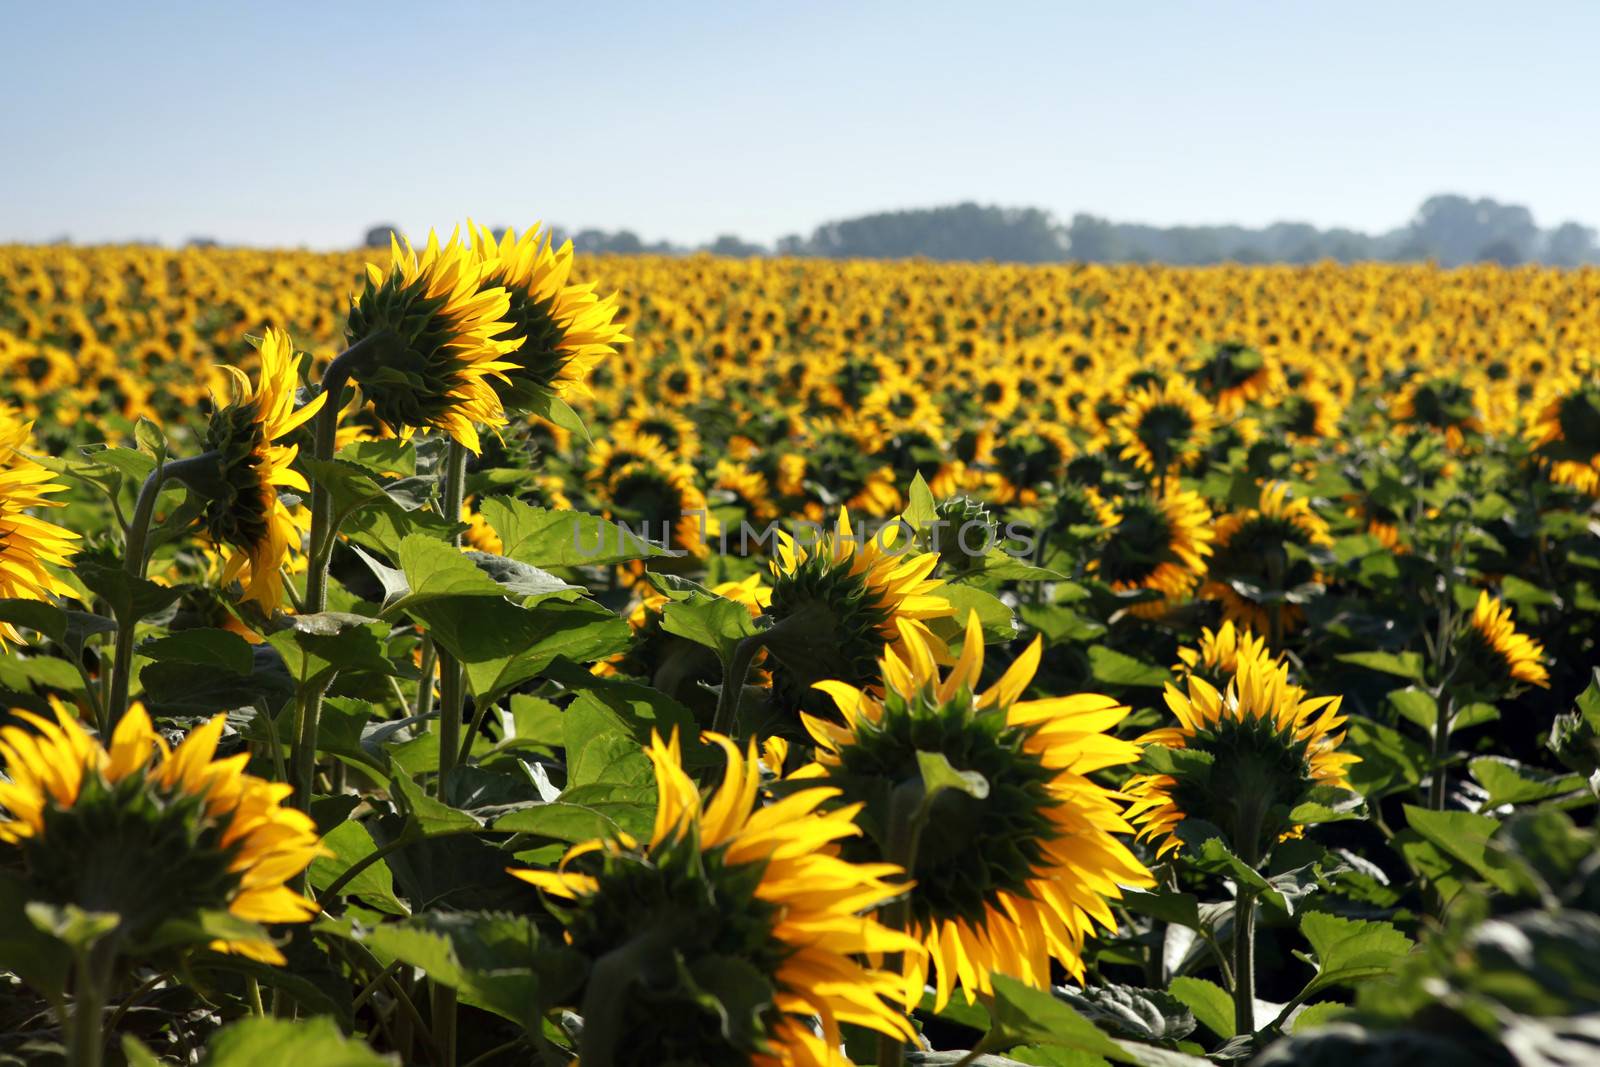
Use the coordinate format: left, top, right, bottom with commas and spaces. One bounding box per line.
4, 1, 1597, 250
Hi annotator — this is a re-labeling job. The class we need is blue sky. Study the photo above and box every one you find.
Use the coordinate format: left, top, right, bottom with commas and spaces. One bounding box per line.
3, 1, 1596, 248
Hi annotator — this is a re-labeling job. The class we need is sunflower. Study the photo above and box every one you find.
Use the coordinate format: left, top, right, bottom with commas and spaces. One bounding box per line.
1124, 656, 1357, 860
1092, 487, 1213, 619
345, 230, 516, 452
1457, 590, 1550, 690
1392, 375, 1481, 450
0, 410, 79, 647
795, 614, 1154, 1009
1186, 341, 1272, 414
604, 456, 718, 560
597, 574, 772, 688
1172, 620, 1274, 686
766, 507, 953, 717
1112, 378, 1214, 476
1525, 377, 1600, 496
508, 729, 918, 1067
714, 459, 780, 525
470, 223, 629, 413
202, 328, 326, 615
1200, 481, 1332, 639
0, 702, 321, 964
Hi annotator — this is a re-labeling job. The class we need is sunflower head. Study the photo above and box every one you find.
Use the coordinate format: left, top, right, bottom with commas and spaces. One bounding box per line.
1125, 657, 1357, 861
605, 456, 717, 560
1092, 488, 1214, 618
0, 703, 321, 964
508, 729, 916, 1067
1456, 590, 1550, 692
345, 231, 515, 452
1113, 379, 1214, 476
928, 495, 998, 573
797, 614, 1153, 1008
0, 412, 78, 647
201, 329, 325, 614
1201, 481, 1332, 639
470, 223, 629, 414
765, 507, 953, 718
1187, 341, 1270, 413
1173, 620, 1275, 688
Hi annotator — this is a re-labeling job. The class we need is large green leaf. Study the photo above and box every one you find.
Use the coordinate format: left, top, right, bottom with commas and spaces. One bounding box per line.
162, 1014, 397, 1066
481, 496, 678, 567
308, 821, 409, 915
1296, 912, 1414, 996
1166, 976, 1234, 1040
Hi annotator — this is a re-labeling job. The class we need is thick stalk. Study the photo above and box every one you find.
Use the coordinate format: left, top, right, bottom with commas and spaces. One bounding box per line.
1230, 798, 1268, 1036
1232, 890, 1258, 1036
429, 439, 469, 1067
65, 943, 113, 1067
434, 440, 468, 797
291, 337, 382, 811
876, 781, 928, 1067
1429, 693, 1455, 811
711, 633, 767, 738
107, 452, 220, 731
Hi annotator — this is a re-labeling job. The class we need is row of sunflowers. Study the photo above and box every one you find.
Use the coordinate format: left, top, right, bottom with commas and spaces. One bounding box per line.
0, 232, 1597, 1066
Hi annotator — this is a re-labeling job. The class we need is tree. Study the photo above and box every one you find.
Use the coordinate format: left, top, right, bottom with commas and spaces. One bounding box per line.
363, 224, 401, 248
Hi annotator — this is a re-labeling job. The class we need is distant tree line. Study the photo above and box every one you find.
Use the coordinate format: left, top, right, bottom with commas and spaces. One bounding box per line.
360, 194, 1600, 266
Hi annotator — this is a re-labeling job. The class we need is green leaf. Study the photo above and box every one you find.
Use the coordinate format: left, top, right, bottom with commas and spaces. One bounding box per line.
1020, 603, 1107, 644
1087, 647, 1172, 688
1402, 805, 1519, 892
0, 599, 68, 642
1468, 757, 1584, 808
929, 584, 1018, 644
1174, 825, 1291, 912
82, 444, 156, 484
75, 557, 186, 623
0, 872, 72, 999
317, 911, 579, 1030
989, 974, 1133, 1062
481, 497, 678, 567
1337, 651, 1426, 683
1344, 718, 1427, 799
659, 592, 760, 661
193, 1015, 396, 1066
337, 438, 416, 477
1288, 786, 1368, 826
308, 822, 408, 915
389, 533, 505, 610
901, 471, 939, 530
1386, 686, 1437, 730
389, 769, 481, 836
1120, 889, 1201, 930
1167, 976, 1235, 1039
432, 599, 629, 703
563, 681, 694, 790
139, 627, 255, 676
917, 750, 991, 802
1296, 912, 1414, 996
25, 901, 120, 952
1054, 983, 1195, 1043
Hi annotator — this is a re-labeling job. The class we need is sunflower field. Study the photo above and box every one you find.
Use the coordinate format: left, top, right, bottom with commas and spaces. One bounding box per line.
0, 232, 1598, 1067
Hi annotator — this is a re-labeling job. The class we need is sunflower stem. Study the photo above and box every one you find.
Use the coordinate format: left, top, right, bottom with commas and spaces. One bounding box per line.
876, 779, 930, 1067
414, 635, 438, 720
65, 941, 114, 1067
107, 451, 221, 732
711, 632, 768, 739
290, 334, 386, 812
1230, 797, 1268, 1036
435, 439, 468, 797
